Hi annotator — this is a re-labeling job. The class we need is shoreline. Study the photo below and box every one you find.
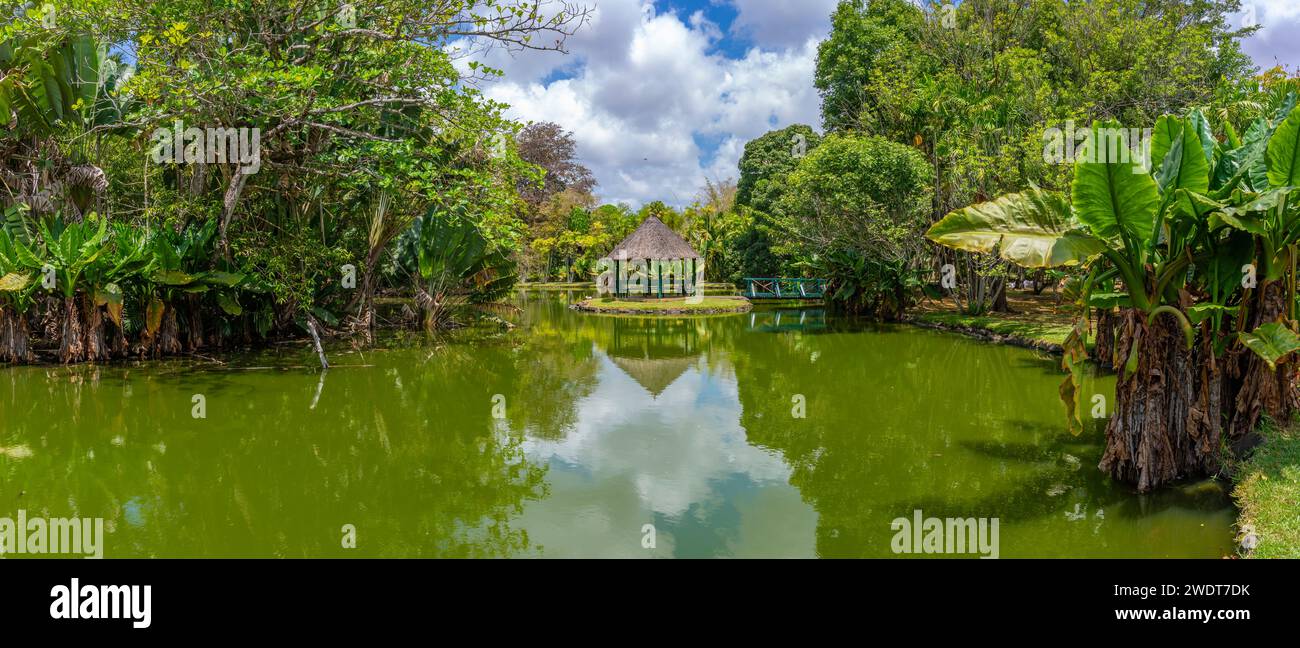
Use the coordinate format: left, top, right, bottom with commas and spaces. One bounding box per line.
906, 316, 1066, 355
571, 296, 753, 315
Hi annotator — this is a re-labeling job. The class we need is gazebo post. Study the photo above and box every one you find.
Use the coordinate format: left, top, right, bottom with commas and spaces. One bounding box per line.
657, 259, 663, 298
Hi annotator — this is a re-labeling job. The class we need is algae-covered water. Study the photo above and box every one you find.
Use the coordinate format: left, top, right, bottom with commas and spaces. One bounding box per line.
0, 289, 1236, 557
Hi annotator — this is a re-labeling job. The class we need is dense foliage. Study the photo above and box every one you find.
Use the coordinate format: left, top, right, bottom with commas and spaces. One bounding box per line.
0, 0, 587, 362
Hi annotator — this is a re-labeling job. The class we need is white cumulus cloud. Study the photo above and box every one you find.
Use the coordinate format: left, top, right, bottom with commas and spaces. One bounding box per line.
466, 0, 826, 207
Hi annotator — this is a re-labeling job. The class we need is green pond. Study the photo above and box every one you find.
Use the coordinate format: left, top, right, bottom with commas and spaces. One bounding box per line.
0, 289, 1236, 558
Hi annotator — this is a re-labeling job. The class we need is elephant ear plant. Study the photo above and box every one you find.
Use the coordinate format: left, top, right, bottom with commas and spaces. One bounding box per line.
142, 219, 245, 355
926, 103, 1300, 492
0, 212, 42, 363
36, 214, 112, 363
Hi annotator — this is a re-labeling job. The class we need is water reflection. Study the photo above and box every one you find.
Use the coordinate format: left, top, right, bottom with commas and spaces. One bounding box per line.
0, 294, 1236, 558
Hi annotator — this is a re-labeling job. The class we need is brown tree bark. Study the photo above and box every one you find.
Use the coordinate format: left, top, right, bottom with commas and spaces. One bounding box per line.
1099, 309, 1220, 492
1094, 308, 1115, 370
1227, 281, 1297, 451
58, 296, 85, 364
82, 294, 109, 361
0, 308, 34, 363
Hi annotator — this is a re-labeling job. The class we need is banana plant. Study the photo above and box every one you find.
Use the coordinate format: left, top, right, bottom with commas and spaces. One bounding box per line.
1, 33, 130, 220
0, 33, 120, 137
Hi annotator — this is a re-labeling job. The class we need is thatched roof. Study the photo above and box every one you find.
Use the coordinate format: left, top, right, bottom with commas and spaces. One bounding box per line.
602, 216, 701, 260
610, 355, 696, 398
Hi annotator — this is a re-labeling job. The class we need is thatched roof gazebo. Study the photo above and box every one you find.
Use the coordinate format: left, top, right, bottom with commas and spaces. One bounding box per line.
599, 216, 702, 297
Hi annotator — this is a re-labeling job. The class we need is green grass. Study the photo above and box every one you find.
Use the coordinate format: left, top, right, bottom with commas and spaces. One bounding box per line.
577, 296, 751, 313
1232, 421, 1300, 558
911, 311, 1074, 347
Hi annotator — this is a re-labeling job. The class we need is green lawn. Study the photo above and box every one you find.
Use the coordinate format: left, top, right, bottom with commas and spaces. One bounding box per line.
1232, 421, 1300, 558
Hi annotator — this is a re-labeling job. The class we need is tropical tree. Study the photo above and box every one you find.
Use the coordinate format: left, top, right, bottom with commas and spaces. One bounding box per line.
773, 133, 933, 319
79, 221, 152, 359
0, 31, 125, 220
31, 214, 109, 363
684, 178, 744, 282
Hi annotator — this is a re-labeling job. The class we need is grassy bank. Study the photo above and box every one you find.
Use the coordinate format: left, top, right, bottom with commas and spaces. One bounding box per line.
909, 292, 1076, 348
574, 296, 752, 314
1232, 421, 1300, 558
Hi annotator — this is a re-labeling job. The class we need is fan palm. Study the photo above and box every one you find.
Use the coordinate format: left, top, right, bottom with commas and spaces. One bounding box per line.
392, 206, 517, 330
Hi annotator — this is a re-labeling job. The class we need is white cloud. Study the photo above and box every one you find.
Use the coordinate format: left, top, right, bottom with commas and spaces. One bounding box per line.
470, 0, 823, 207
727, 0, 839, 49
1239, 1, 1300, 70
522, 354, 804, 518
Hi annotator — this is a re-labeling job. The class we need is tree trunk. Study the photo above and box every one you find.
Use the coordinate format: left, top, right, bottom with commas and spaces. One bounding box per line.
992, 277, 1010, 313
215, 171, 250, 261
1094, 309, 1115, 370
0, 308, 34, 363
156, 305, 182, 356
1228, 281, 1297, 451
1099, 309, 1220, 492
183, 295, 204, 351
58, 296, 85, 364
108, 318, 128, 358
82, 294, 109, 362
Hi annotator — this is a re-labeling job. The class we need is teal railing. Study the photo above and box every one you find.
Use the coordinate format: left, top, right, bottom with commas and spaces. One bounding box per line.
743, 278, 827, 299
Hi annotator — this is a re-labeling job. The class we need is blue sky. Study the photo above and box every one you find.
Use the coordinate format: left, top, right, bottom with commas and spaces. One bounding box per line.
467, 0, 1299, 208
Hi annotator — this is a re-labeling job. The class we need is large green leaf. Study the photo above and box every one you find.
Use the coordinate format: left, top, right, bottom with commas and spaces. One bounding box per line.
1150, 115, 1181, 178
1198, 229, 1254, 302
1154, 119, 1210, 194
151, 269, 196, 286
215, 292, 242, 316
1187, 303, 1238, 325
1188, 109, 1217, 167
1071, 122, 1161, 246
200, 270, 245, 287
925, 188, 1105, 268
1213, 118, 1270, 192
1239, 322, 1300, 370
0, 272, 30, 292
1267, 104, 1300, 188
